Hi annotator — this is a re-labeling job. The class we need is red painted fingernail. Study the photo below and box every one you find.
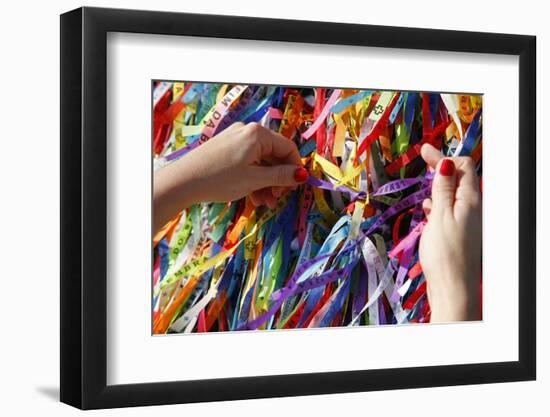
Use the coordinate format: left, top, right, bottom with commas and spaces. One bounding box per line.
294, 167, 309, 183
439, 159, 455, 176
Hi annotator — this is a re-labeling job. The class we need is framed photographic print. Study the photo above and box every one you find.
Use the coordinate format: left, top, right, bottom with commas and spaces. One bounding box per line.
60, 6, 536, 410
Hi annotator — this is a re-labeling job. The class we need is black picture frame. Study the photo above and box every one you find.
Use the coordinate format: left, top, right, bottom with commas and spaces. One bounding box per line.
60, 6, 536, 410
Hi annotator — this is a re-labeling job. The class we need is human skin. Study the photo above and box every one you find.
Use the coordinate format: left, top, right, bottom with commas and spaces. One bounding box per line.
154, 123, 482, 322
419, 143, 482, 322
153, 122, 308, 233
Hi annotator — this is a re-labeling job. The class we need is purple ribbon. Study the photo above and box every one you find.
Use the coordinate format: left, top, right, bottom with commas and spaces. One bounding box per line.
236, 253, 332, 330
364, 186, 431, 236
237, 244, 356, 331
371, 177, 421, 196
164, 140, 200, 162
307, 176, 366, 201
270, 264, 351, 303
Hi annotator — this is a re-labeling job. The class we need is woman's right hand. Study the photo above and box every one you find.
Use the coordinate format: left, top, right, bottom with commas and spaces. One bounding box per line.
418, 144, 482, 322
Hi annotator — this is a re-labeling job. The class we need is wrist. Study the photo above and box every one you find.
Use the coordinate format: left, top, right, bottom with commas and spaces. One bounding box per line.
153, 157, 203, 232
427, 272, 480, 322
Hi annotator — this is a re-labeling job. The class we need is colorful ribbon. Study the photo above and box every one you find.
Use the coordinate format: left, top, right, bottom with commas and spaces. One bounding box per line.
152, 82, 483, 333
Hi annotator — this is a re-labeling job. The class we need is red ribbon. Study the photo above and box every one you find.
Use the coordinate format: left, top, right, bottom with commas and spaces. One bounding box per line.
384, 119, 451, 176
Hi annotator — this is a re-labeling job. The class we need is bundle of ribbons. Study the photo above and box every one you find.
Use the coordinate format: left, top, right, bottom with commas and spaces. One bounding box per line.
152, 81, 482, 334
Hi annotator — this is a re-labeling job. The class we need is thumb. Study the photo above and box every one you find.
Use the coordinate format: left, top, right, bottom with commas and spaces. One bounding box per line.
431, 158, 456, 215
251, 165, 309, 188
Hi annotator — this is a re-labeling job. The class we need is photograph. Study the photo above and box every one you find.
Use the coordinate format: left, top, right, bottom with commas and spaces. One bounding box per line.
151, 81, 483, 335
0, 0, 542, 414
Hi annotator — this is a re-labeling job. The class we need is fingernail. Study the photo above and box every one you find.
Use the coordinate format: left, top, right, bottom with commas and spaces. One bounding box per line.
294, 167, 309, 183
439, 159, 455, 176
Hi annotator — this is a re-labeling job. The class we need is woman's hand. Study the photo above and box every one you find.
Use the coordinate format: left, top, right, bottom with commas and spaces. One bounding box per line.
153, 122, 308, 232
419, 143, 482, 322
